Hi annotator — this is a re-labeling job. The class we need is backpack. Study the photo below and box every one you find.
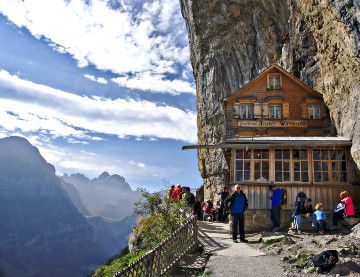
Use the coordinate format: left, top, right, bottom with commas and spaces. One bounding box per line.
280, 188, 287, 205
294, 191, 307, 216
312, 250, 339, 273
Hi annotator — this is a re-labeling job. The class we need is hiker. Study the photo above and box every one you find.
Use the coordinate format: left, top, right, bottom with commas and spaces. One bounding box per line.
192, 197, 202, 220
332, 201, 345, 228
214, 200, 221, 221
167, 185, 175, 201
185, 187, 195, 206
202, 200, 214, 221
332, 191, 355, 228
269, 182, 282, 230
171, 184, 182, 200
226, 184, 248, 243
314, 203, 327, 235
340, 191, 355, 218
217, 186, 229, 222
294, 197, 316, 234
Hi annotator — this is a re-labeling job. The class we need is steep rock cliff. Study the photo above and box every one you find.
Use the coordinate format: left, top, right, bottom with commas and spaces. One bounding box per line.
180, 0, 360, 199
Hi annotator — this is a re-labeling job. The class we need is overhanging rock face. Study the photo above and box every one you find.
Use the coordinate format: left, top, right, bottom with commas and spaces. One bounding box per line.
180, 0, 360, 200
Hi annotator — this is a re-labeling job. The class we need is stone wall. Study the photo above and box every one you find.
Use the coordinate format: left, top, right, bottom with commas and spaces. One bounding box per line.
180, 0, 360, 200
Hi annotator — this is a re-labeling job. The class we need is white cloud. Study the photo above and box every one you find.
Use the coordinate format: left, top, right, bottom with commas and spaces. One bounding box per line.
0, 70, 197, 142
0, 0, 194, 94
112, 72, 195, 95
129, 160, 146, 168
83, 74, 108, 84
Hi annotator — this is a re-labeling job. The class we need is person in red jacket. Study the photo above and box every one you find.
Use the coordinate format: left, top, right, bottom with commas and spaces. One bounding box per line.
340, 191, 355, 217
171, 184, 182, 200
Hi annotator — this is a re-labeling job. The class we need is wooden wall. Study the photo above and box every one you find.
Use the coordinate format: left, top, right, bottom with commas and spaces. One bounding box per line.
225, 183, 360, 211
223, 67, 333, 138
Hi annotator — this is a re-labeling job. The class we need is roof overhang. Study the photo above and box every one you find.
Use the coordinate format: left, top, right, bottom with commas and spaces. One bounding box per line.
182, 137, 352, 150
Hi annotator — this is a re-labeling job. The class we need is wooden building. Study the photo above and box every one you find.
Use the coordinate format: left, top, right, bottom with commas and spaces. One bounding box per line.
185, 64, 360, 215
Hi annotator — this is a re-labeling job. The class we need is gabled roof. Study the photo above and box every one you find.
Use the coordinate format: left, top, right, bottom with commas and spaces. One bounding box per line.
223, 64, 323, 103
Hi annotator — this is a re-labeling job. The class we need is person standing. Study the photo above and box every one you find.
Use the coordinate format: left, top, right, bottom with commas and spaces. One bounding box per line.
226, 184, 248, 243
270, 183, 282, 231
218, 186, 229, 222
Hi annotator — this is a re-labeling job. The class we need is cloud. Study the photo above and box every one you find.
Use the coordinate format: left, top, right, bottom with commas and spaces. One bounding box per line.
112, 72, 195, 95
83, 74, 108, 84
0, 70, 197, 142
0, 0, 194, 94
129, 160, 146, 168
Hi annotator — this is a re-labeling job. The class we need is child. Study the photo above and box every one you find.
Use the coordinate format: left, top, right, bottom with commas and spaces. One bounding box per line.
314, 203, 327, 235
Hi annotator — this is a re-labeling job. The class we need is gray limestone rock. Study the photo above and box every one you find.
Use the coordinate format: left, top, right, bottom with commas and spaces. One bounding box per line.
180, 0, 360, 199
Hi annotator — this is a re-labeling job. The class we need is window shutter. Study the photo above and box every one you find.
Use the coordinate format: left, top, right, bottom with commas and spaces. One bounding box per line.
254, 103, 262, 119
263, 104, 268, 118
283, 102, 290, 119
233, 103, 239, 118
301, 103, 307, 118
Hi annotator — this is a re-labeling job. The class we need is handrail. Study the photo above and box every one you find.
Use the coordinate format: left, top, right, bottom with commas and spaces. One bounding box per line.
113, 216, 197, 277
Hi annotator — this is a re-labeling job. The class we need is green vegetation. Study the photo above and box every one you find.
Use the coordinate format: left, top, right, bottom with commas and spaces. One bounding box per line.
94, 249, 147, 277
93, 188, 190, 277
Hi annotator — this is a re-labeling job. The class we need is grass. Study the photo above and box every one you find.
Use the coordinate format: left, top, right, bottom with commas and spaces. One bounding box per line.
93, 249, 147, 277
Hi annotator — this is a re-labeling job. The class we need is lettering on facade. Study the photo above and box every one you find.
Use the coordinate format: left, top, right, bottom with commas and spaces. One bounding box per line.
237, 120, 307, 128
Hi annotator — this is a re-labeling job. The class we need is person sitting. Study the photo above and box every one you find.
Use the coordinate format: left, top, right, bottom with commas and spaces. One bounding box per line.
332, 201, 345, 229
202, 200, 214, 221
294, 198, 316, 234
340, 191, 355, 218
314, 203, 327, 235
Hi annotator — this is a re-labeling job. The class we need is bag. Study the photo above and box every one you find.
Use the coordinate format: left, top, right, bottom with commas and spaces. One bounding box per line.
312, 250, 339, 273
280, 188, 287, 205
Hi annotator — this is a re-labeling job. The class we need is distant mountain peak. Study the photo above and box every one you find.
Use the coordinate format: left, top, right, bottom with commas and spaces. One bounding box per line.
98, 171, 110, 181
0, 136, 55, 175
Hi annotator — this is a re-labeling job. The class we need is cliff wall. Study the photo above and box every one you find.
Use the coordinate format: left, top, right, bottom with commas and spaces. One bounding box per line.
180, 0, 360, 200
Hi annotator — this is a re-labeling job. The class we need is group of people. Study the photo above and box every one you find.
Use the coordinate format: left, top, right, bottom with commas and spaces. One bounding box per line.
212, 184, 356, 243
292, 190, 355, 234
168, 184, 357, 243
167, 184, 195, 206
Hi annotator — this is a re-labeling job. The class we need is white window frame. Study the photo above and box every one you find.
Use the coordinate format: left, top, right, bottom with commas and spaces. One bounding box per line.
268, 105, 282, 119
268, 74, 281, 89
308, 105, 320, 119
240, 104, 254, 119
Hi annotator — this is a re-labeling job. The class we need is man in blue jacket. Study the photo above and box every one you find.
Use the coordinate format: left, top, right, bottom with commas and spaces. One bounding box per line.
270, 183, 282, 230
226, 184, 248, 243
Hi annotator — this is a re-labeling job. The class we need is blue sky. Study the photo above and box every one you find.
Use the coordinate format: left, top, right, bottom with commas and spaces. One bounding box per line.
0, 0, 201, 191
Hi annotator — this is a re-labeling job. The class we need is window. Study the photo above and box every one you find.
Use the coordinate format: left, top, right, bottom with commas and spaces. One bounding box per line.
268, 75, 281, 89
269, 105, 282, 119
254, 149, 269, 181
235, 149, 251, 182
275, 149, 290, 182
293, 150, 309, 182
313, 150, 329, 182
308, 105, 320, 119
331, 149, 347, 182
240, 104, 254, 119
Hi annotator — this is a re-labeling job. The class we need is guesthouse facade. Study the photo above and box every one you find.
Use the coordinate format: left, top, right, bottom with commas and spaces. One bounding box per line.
221, 64, 359, 214
184, 64, 359, 228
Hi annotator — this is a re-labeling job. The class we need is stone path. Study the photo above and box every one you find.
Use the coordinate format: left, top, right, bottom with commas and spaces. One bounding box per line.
198, 221, 285, 277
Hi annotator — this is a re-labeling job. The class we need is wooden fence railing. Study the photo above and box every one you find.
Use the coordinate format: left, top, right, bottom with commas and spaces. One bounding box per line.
113, 216, 197, 277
